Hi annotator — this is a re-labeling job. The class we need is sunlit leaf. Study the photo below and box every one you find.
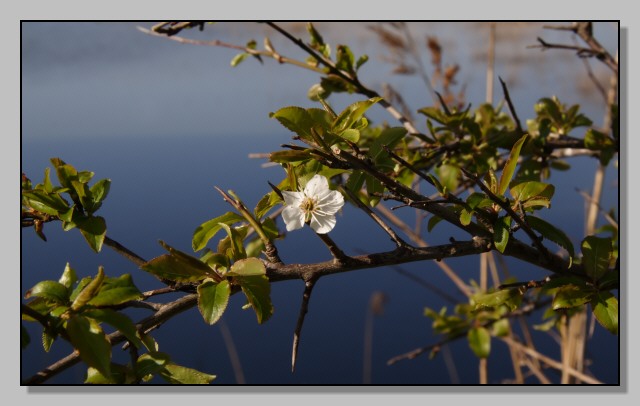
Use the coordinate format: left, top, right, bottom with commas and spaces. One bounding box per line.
552, 284, 594, 310
25, 280, 69, 304
71, 267, 105, 311
226, 257, 266, 277
160, 363, 216, 384
192, 212, 245, 252
493, 216, 511, 253
87, 274, 143, 307
499, 134, 528, 196
66, 315, 111, 378
331, 97, 382, 134
83, 308, 144, 349
197, 279, 230, 325
591, 291, 618, 334
235, 275, 272, 324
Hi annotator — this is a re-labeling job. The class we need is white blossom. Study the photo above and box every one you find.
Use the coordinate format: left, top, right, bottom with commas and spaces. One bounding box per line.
281, 174, 345, 234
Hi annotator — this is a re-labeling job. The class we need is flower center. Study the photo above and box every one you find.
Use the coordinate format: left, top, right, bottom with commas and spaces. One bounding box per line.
299, 196, 317, 222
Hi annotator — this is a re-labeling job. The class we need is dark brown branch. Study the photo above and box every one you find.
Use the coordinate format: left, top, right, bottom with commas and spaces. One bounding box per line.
315, 232, 350, 264
291, 278, 317, 372
104, 236, 147, 267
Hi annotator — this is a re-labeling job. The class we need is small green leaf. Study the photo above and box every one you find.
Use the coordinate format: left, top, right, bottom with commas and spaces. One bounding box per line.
83, 308, 144, 349
227, 257, 266, 277
510, 181, 555, 204
525, 216, 574, 265
355, 54, 369, 71
581, 236, 613, 281
269, 150, 313, 163
58, 262, 78, 290
66, 315, 111, 378
269, 106, 315, 141
436, 164, 460, 194
427, 215, 443, 232
71, 266, 105, 311
468, 327, 491, 358
472, 288, 521, 311
87, 274, 143, 307
86, 364, 135, 384
235, 275, 273, 324
25, 280, 69, 304
76, 215, 107, 253
142, 242, 213, 283
197, 279, 230, 325
217, 223, 247, 261
339, 128, 360, 143
230, 52, 249, 67
552, 284, 594, 310
192, 212, 245, 252
331, 97, 382, 134
493, 216, 511, 253
499, 134, 528, 196
136, 352, 170, 378
87, 178, 111, 214
22, 190, 70, 215
335, 44, 355, 73
160, 363, 216, 384
590, 291, 618, 334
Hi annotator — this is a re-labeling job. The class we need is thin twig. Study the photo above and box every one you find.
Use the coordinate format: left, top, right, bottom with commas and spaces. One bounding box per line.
498, 77, 524, 135
341, 186, 410, 249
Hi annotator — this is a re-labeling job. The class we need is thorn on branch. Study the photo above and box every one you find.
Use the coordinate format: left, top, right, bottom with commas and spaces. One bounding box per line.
291, 278, 317, 372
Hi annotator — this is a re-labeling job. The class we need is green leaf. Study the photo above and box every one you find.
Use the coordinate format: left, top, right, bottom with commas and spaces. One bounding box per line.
468, 327, 491, 358
160, 363, 216, 384
227, 257, 266, 277
87, 274, 143, 307
142, 241, 214, 283
25, 280, 69, 304
355, 54, 369, 71
552, 284, 594, 310
427, 215, 443, 232
58, 262, 78, 290
581, 236, 613, 281
136, 352, 170, 378
197, 279, 230, 325
42, 330, 55, 352
87, 178, 111, 214
436, 164, 460, 194
335, 45, 355, 73
590, 291, 618, 334
493, 216, 511, 253
83, 308, 144, 349
50, 158, 78, 191
269, 106, 315, 141
339, 128, 360, 143
86, 364, 135, 384
472, 288, 521, 312
235, 275, 272, 324
525, 216, 574, 265
71, 266, 105, 311
230, 52, 249, 67
22, 190, 70, 215
331, 97, 382, 134
192, 212, 245, 252
269, 150, 313, 163
66, 315, 111, 378
499, 134, 528, 196
510, 181, 555, 205
217, 223, 247, 261
417, 106, 449, 124
76, 215, 107, 253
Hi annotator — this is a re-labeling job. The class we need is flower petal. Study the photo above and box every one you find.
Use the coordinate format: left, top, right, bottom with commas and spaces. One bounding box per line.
282, 205, 305, 231
282, 190, 304, 206
316, 190, 344, 215
310, 212, 336, 234
303, 174, 329, 198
